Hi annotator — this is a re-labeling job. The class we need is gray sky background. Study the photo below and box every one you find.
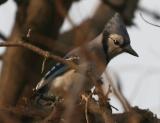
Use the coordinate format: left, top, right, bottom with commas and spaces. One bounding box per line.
0, 0, 160, 117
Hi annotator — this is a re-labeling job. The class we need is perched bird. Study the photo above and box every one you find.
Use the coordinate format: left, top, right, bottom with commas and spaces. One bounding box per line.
34, 13, 138, 102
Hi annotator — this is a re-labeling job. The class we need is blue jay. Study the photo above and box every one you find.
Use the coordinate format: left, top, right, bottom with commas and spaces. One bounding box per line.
34, 13, 138, 102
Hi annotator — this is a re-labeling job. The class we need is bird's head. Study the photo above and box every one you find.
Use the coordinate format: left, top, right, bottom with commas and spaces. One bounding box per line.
102, 13, 138, 62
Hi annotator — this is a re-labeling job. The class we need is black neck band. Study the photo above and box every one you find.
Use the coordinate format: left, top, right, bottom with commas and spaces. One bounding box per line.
102, 31, 110, 64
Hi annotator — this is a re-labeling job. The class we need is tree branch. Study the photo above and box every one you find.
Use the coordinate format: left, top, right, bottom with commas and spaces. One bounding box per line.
0, 41, 77, 69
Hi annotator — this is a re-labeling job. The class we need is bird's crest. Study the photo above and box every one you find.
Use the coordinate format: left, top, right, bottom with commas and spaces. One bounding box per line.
103, 13, 130, 41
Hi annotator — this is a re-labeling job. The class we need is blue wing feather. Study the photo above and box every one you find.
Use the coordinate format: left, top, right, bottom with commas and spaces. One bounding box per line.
44, 63, 66, 79
35, 62, 70, 91
35, 55, 79, 92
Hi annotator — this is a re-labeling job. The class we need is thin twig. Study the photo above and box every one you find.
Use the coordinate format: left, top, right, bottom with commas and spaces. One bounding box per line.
0, 41, 78, 69
104, 71, 131, 112
41, 56, 47, 73
140, 13, 160, 27
81, 94, 90, 123
138, 6, 160, 20
85, 99, 89, 123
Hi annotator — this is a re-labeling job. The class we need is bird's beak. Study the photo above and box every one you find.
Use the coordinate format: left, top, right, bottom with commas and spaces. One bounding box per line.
124, 45, 139, 57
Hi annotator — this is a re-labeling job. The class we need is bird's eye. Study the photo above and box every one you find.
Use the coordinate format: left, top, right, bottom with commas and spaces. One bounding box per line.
113, 40, 120, 45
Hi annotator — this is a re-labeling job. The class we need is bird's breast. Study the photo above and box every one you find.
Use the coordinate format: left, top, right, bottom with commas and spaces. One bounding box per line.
51, 69, 76, 90
49, 69, 87, 96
